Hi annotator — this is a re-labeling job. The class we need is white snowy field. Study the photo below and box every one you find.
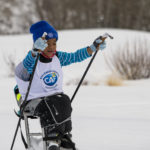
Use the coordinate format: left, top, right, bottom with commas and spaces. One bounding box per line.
0, 29, 150, 150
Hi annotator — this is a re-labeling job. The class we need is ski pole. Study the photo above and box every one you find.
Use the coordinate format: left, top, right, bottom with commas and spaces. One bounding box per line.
10, 53, 40, 150
71, 33, 113, 103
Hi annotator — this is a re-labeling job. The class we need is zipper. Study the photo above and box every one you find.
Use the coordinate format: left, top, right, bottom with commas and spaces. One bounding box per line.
52, 105, 59, 115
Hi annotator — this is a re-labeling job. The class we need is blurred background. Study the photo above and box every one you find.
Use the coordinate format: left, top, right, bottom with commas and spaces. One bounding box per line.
1, 0, 150, 82
0, 0, 150, 34
0, 1, 150, 150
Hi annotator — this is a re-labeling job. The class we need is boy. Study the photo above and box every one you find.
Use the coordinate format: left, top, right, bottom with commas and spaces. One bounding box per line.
15, 20, 106, 150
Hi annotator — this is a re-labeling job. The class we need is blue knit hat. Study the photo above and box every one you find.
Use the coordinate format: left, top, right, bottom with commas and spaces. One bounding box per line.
30, 20, 58, 42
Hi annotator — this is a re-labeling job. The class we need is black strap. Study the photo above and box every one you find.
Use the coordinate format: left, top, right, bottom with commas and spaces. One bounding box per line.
43, 136, 60, 141
58, 131, 76, 150
14, 109, 37, 119
64, 134, 76, 150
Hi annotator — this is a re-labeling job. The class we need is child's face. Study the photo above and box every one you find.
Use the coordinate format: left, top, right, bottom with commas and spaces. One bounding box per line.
43, 38, 56, 57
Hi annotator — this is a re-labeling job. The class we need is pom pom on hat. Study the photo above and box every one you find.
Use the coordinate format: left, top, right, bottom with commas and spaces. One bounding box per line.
30, 20, 58, 42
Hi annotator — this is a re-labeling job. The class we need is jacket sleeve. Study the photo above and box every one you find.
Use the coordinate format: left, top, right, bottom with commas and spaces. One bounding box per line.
56, 47, 91, 66
15, 62, 30, 81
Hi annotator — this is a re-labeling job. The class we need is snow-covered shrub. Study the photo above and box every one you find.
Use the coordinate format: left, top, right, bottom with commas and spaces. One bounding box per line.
3, 52, 16, 77
106, 39, 150, 80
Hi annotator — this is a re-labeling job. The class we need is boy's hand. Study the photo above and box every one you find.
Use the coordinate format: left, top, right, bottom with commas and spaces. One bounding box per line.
90, 36, 106, 52
32, 38, 48, 56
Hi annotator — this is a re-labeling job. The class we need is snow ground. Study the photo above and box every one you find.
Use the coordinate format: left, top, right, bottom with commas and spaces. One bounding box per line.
0, 29, 150, 150
1, 78, 150, 150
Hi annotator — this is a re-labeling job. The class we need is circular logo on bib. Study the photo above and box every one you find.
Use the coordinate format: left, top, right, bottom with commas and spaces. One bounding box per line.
43, 71, 58, 86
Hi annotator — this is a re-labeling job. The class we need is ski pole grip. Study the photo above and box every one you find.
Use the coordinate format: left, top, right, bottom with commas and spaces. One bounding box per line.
98, 33, 114, 46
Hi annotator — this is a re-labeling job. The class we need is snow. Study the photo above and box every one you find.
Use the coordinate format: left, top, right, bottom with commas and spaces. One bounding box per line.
0, 29, 150, 150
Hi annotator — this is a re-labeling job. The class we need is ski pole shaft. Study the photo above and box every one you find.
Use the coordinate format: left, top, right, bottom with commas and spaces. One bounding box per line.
71, 50, 98, 103
10, 118, 21, 150
71, 33, 113, 103
10, 53, 40, 150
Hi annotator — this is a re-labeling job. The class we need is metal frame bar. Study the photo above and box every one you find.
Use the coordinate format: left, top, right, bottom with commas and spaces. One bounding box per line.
23, 112, 47, 150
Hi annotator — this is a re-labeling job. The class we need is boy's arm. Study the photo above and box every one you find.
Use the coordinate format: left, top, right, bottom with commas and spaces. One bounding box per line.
15, 50, 37, 81
15, 62, 30, 81
57, 47, 92, 66
57, 35, 107, 67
